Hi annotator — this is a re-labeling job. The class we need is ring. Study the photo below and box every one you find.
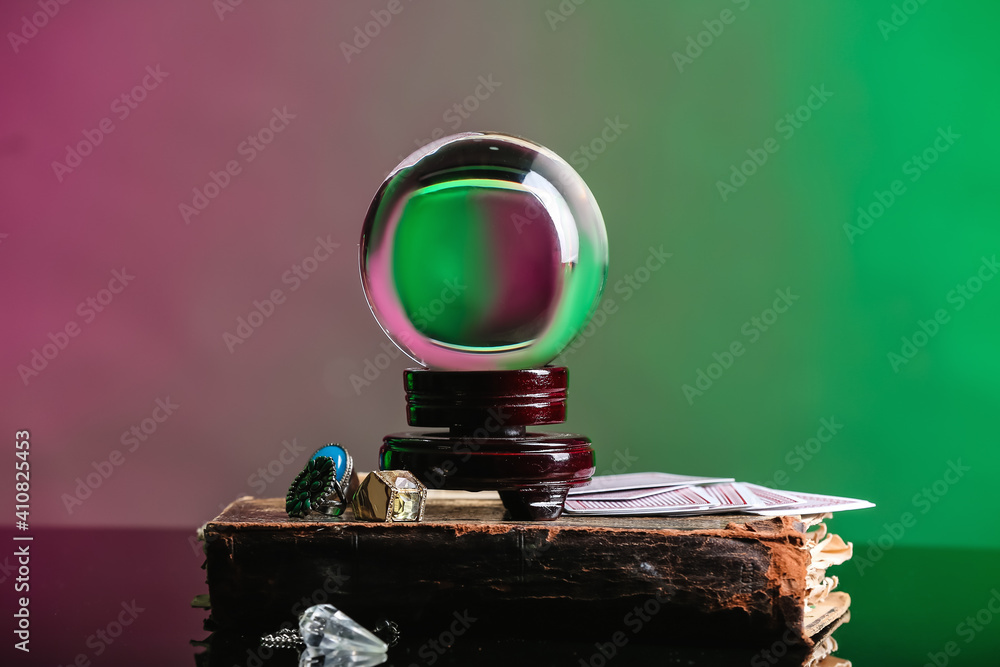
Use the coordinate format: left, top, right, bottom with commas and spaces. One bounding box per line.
351, 470, 427, 523
312, 444, 355, 509
286, 456, 338, 518
286, 444, 355, 518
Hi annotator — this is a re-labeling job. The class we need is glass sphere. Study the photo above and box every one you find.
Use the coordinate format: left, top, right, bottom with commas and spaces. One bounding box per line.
359, 132, 609, 371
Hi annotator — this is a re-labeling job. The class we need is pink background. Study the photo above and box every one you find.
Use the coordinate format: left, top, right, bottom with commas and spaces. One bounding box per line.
2, 1, 561, 527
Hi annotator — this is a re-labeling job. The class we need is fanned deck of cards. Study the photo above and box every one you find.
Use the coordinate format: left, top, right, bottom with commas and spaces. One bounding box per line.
564, 472, 874, 516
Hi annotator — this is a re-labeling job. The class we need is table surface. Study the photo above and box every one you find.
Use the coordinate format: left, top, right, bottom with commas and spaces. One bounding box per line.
4, 521, 999, 666
211, 491, 797, 529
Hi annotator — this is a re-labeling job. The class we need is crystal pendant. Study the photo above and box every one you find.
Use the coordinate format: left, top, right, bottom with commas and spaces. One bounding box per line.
360, 132, 609, 371
299, 647, 387, 667
299, 604, 388, 654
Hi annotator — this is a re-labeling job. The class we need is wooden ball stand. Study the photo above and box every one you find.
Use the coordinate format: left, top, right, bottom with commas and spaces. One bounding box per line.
379, 367, 595, 520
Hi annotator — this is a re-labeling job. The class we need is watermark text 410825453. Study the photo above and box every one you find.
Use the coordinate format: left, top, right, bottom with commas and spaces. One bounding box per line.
13, 429, 33, 653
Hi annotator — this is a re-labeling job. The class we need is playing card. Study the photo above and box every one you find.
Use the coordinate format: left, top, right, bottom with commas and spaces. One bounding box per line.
563, 475, 874, 518
684, 482, 756, 513
568, 472, 735, 498
742, 483, 807, 511
563, 485, 715, 515
748, 489, 875, 516
567, 486, 678, 501
648, 482, 757, 515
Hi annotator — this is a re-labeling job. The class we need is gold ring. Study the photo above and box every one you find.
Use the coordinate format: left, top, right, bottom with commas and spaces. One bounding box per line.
351, 471, 427, 522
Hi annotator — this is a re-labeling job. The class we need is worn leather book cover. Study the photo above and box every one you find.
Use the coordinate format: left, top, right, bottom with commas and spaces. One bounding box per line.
199, 492, 851, 665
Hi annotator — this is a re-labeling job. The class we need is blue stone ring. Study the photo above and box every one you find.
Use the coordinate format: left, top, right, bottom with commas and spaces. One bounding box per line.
311, 444, 354, 514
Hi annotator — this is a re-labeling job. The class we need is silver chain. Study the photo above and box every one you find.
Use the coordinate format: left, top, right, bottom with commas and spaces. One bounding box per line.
260, 628, 305, 649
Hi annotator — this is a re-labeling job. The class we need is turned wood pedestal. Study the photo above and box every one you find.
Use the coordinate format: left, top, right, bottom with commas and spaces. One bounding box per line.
379, 367, 595, 520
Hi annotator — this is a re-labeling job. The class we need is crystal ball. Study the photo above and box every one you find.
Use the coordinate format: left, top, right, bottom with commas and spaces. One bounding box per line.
360, 132, 609, 370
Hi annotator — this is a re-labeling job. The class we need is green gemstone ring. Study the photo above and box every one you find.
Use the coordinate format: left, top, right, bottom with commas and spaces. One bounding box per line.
285, 456, 339, 518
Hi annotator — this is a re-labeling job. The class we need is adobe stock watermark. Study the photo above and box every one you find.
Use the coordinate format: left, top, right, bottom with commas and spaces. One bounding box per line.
570, 116, 629, 173
579, 590, 671, 667
887, 254, 997, 372
756, 417, 844, 489
189, 436, 304, 556
682, 288, 799, 404
521, 525, 564, 562
504, 117, 626, 199
212, 0, 245, 21
61, 397, 180, 514
553, 245, 671, 364
510, 196, 548, 235
596, 448, 640, 477
51, 65, 169, 183
716, 84, 833, 202
878, 0, 932, 41
545, 0, 587, 31
672, 0, 753, 73
348, 277, 467, 395
421, 406, 513, 490
854, 459, 970, 576
17, 267, 136, 386
222, 235, 340, 353
55, 600, 144, 667
179, 106, 296, 224
393, 75, 502, 164
242, 438, 305, 499
750, 627, 809, 667
408, 610, 477, 666
340, 0, 411, 63
922, 589, 1000, 667
844, 126, 960, 243
7, 0, 73, 54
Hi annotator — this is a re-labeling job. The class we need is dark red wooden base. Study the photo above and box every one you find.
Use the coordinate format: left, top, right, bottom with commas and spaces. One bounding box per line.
378, 367, 595, 520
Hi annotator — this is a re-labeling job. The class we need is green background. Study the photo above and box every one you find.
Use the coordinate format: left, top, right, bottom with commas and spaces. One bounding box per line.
546, 0, 999, 554
528, 2, 1000, 663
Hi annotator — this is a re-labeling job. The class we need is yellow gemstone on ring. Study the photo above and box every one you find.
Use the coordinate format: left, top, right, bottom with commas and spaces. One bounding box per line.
352, 471, 427, 522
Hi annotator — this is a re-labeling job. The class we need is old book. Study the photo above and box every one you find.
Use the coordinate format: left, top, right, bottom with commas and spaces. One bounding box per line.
199, 491, 853, 665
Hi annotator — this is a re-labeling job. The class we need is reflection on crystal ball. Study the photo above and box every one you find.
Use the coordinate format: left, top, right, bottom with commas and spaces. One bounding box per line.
360, 132, 609, 371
